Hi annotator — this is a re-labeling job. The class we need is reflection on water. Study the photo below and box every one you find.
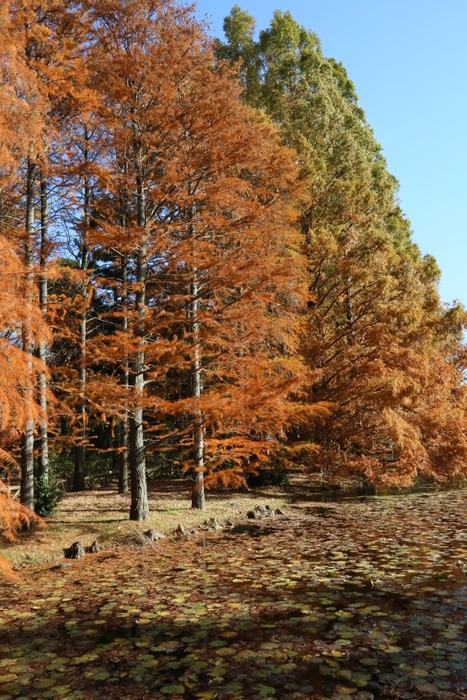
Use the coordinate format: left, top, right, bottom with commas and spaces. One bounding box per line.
297, 478, 467, 503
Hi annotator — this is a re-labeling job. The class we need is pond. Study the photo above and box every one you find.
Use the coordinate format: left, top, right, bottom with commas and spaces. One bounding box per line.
1, 488, 467, 699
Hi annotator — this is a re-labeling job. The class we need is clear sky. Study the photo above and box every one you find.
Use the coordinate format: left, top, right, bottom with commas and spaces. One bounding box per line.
195, 0, 467, 307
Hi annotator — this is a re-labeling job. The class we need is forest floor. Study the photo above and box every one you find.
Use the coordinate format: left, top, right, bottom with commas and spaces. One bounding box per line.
2, 487, 467, 699
3, 473, 361, 567
2, 478, 289, 567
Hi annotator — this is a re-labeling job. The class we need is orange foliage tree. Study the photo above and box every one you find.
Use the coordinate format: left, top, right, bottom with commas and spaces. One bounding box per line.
0, 481, 42, 581
0, 0, 60, 507
69, 0, 321, 515
0, 238, 48, 578
5, 0, 467, 534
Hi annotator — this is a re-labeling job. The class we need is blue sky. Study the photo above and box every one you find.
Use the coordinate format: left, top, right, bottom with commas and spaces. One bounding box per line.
196, 0, 467, 307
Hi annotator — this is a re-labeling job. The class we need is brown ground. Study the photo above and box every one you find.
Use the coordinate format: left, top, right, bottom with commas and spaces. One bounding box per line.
2, 485, 466, 699
3, 470, 364, 567
2, 478, 290, 566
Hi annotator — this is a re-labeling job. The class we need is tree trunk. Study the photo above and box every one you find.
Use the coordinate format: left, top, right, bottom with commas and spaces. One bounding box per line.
21, 421, 35, 511
73, 308, 87, 491
21, 158, 36, 511
73, 279, 88, 491
129, 166, 149, 520
119, 416, 129, 495
38, 170, 49, 481
73, 132, 90, 492
190, 262, 205, 511
186, 181, 205, 510
119, 253, 129, 495
191, 465, 205, 510
73, 443, 85, 491
73, 292, 87, 492
130, 405, 149, 520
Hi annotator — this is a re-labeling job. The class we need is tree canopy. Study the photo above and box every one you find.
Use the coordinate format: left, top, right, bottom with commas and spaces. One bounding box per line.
217, 5, 467, 486
0, 0, 466, 555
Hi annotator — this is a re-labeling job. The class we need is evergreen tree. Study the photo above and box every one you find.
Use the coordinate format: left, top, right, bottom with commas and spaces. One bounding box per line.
218, 7, 467, 486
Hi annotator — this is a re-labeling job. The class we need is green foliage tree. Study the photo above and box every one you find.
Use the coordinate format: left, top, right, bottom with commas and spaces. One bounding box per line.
217, 7, 467, 486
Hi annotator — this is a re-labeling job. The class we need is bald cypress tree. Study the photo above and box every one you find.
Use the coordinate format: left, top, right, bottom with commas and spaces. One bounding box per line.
218, 7, 467, 486
73, 0, 314, 515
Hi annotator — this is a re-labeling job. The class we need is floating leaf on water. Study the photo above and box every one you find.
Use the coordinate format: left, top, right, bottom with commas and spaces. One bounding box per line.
32, 678, 56, 689
0, 676, 17, 684
41, 685, 72, 698
410, 666, 429, 678
160, 684, 185, 694
334, 685, 357, 694
84, 667, 110, 681
72, 653, 99, 665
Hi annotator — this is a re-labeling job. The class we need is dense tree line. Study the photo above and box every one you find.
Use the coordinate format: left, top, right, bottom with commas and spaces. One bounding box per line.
0, 0, 466, 531
217, 6, 467, 487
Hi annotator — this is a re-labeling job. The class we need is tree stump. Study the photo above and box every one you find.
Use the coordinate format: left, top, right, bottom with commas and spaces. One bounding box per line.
68, 541, 85, 559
